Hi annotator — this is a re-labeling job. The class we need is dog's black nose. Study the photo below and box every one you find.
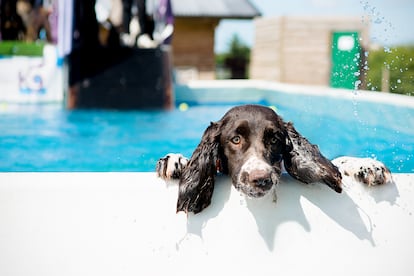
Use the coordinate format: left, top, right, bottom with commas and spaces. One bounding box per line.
249, 169, 272, 186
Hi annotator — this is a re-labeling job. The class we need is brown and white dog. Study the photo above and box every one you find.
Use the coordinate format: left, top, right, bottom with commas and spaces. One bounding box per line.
156, 105, 392, 214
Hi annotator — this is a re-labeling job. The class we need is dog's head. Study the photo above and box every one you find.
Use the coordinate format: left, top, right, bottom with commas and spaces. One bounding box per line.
177, 105, 290, 213
217, 105, 288, 198
177, 104, 341, 214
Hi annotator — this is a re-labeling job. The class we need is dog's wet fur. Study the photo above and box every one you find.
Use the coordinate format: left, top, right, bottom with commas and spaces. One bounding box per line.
156, 105, 392, 214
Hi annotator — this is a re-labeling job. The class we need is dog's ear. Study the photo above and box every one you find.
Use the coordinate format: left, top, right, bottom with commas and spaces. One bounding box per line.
283, 122, 343, 193
283, 127, 293, 154
177, 121, 222, 214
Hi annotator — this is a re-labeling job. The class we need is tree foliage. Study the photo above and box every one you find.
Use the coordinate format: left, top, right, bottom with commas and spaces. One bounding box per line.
215, 34, 251, 79
366, 46, 414, 96
226, 34, 250, 61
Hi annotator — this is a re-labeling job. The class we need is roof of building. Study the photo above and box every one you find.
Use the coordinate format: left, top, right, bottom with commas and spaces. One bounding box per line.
170, 0, 261, 19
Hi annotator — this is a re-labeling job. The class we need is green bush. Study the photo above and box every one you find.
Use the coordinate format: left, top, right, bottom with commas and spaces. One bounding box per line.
215, 34, 250, 79
0, 41, 45, 57
366, 46, 414, 96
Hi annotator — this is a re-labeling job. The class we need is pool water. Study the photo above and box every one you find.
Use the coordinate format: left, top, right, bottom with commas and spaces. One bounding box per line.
0, 105, 226, 172
1, 90, 414, 173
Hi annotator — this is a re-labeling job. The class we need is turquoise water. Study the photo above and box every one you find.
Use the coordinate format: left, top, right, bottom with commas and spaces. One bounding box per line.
0, 105, 225, 172
1, 89, 413, 172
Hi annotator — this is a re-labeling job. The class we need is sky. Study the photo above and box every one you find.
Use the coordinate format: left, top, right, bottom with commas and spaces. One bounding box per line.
214, 0, 414, 53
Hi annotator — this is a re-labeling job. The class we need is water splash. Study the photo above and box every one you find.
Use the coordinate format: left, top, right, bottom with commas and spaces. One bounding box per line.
354, 80, 362, 90
373, 17, 384, 24
360, 0, 395, 45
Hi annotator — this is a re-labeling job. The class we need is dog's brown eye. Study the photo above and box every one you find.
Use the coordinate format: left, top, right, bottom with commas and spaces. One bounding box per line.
231, 136, 241, 144
270, 137, 278, 144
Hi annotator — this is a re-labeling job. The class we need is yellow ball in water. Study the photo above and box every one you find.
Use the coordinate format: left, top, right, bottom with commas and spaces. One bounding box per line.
178, 102, 189, 111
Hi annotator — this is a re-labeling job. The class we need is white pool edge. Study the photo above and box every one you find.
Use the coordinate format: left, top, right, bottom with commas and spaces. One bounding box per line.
1, 172, 413, 276
183, 79, 414, 108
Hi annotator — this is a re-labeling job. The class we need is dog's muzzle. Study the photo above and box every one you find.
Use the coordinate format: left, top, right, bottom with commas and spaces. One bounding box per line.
236, 157, 279, 198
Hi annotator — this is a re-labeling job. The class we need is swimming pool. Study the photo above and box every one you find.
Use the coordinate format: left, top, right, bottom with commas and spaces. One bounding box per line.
1, 81, 413, 172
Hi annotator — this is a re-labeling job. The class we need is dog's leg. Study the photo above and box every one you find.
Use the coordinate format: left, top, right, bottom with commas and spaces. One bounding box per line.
156, 153, 188, 180
332, 157, 393, 186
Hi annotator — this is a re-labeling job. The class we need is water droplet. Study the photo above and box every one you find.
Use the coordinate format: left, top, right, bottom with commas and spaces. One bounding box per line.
354, 80, 362, 90
374, 18, 382, 24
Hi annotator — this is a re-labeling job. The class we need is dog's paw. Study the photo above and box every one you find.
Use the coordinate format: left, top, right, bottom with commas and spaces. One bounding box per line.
332, 156, 393, 186
156, 153, 188, 180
